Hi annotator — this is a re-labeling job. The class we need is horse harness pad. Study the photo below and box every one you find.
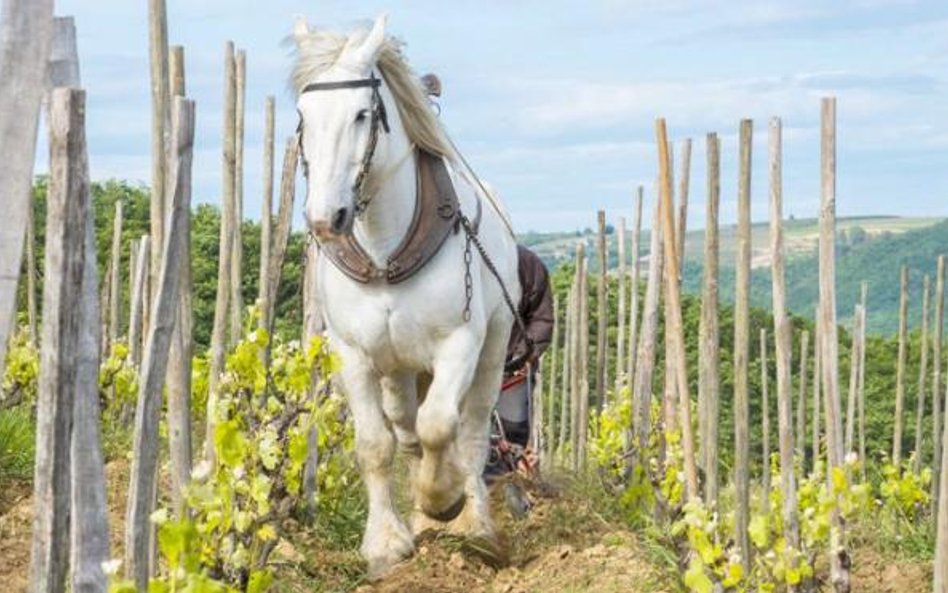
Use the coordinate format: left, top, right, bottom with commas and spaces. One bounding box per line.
320, 149, 480, 284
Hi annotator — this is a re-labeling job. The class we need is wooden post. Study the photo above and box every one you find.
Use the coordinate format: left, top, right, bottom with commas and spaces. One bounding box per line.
128, 237, 150, 366
734, 118, 753, 570
128, 238, 138, 339
935, 370, 948, 593
894, 265, 909, 466
797, 330, 809, 464
770, 118, 801, 557
675, 138, 692, 279
595, 210, 608, 409
125, 98, 195, 590
627, 187, 644, 386
858, 284, 868, 482
616, 217, 627, 392
914, 276, 931, 473
819, 97, 849, 593
300, 238, 325, 516
813, 306, 823, 472
845, 304, 862, 456
578, 251, 590, 468
266, 137, 300, 328
558, 283, 574, 461
165, 72, 195, 515
570, 243, 585, 471
26, 196, 38, 344
934, 257, 945, 508
547, 294, 560, 462
29, 86, 90, 593
229, 49, 246, 342
0, 0, 54, 375
258, 96, 275, 330
656, 119, 698, 499
147, 0, 170, 335
760, 329, 771, 503
206, 42, 237, 461
699, 132, 721, 504
632, 200, 663, 456
107, 200, 124, 351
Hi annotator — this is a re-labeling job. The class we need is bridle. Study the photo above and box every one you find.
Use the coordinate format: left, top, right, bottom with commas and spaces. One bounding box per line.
297, 72, 390, 217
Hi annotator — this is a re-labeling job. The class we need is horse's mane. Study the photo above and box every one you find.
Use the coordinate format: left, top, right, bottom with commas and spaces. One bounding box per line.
290, 24, 453, 159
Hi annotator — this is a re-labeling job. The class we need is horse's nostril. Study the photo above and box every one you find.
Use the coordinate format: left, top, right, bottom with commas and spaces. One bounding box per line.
331, 208, 350, 233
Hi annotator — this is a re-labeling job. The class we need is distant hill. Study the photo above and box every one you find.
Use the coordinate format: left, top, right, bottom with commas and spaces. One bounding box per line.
520, 216, 948, 335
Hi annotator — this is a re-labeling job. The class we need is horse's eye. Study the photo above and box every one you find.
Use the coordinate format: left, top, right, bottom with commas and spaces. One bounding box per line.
355, 109, 369, 123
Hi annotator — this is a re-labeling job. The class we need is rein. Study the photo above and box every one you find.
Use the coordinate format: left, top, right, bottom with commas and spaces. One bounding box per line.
298, 73, 389, 216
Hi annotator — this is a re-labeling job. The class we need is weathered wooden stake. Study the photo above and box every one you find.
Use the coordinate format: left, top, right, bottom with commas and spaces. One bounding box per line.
301, 238, 325, 517
229, 49, 246, 342
627, 187, 644, 386
734, 118, 753, 570
914, 276, 931, 472
107, 200, 124, 351
0, 0, 54, 374
570, 243, 585, 471
761, 328, 771, 505
547, 293, 560, 462
699, 132, 721, 504
934, 257, 945, 508
657, 119, 698, 499
935, 365, 948, 592
769, 116, 799, 562
894, 265, 909, 466
595, 210, 608, 409
258, 96, 276, 330
631, 200, 663, 457
26, 195, 39, 344
858, 283, 868, 482
578, 250, 590, 468
128, 238, 150, 367
675, 138, 692, 280
147, 0, 170, 334
206, 42, 237, 461
559, 283, 574, 461
797, 330, 809, 464
266, 137, 300, 327
813, 306, 823, 473
845, 304, 861, 456
125, 98, 195, 590
616, 217, 627, 392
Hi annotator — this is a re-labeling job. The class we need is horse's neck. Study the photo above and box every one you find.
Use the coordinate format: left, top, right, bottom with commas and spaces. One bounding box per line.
352, 103, 416, 267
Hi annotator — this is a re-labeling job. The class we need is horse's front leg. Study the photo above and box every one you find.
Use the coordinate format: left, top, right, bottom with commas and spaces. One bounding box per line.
413, 330, 480, 522
337, 345, 414, 580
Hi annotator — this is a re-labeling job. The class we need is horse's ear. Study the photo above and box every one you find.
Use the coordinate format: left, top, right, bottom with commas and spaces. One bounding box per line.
349, 13, 388, 68
293, 15, 310, 47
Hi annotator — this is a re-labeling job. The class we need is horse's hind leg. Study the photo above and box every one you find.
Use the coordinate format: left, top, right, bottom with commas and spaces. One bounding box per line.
337, 346, 414, 580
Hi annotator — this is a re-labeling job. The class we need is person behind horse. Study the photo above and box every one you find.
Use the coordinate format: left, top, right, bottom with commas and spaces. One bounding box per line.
492, 245, 554, 456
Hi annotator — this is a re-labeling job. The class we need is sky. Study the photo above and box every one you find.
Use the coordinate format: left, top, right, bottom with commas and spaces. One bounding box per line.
48, 0, 948, 233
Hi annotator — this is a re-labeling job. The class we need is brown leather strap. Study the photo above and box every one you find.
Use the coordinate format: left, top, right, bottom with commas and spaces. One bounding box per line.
320, 149, 463, 284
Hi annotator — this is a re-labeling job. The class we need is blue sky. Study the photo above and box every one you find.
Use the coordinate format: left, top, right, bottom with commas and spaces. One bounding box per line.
50, 0, 948, 232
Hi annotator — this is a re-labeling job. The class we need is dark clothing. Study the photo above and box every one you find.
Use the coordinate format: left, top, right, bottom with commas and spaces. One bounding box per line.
505, 245, 554, 371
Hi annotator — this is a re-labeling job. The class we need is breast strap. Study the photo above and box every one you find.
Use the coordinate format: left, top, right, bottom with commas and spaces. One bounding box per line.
321, 149, 480, 284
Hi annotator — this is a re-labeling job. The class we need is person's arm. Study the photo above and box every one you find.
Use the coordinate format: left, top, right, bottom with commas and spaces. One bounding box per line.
524, 260, 554, 363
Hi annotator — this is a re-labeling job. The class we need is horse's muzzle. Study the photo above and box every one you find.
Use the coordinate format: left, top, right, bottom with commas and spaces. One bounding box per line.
310, 206, 354, 241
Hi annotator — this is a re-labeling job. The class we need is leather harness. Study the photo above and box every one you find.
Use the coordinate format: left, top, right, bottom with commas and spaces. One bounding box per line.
320, 148, 481, 284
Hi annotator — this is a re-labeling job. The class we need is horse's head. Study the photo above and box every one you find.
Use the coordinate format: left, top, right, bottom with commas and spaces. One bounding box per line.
294, 14, 390, 240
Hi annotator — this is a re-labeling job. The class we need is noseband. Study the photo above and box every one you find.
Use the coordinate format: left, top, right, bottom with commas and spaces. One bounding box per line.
298, 73, 390, 216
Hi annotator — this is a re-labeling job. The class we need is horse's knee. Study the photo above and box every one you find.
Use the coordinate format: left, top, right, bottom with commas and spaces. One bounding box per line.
416, 403, 458, 450
356, 429, 395, 471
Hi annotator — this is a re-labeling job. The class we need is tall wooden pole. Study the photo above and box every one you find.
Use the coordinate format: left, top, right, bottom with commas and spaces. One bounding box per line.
570, 243, 585, 471
616, 217, 627, 392
0, 0, 54, 375
760, 329, 771, 503
770, 115, 799, 562
675, 138, 692, 278
797, 330, 810, 464
935, 364, 948, 593
578, 251, 591, 468
813, 306, 823, 472
547, 294, 560, 461
558, 283, 574, 460
107, 200, 124, 350
914, 276, 931, 472
858, 284, 868, 482
30, 86, 93, 593
632, 201, 663, 456
126, 98, 195, 590
934, 257, 945, 508
595, 210, 608, 409
147, 0, 170, 339
894, 265, 909, 466
166, 50, 193, 516
845, 304, 862, 456
627, 187, 644, 387
206, 42, 237, 461
128, 238, 150, 367
819, 97, 849, 593
734, 118, 753, 571
266, 138, 299, 328
699, 132, 721, 504
258, 96, 275, 330
25, 192, 38, 344
657, 120, 697, 498
229, 49, 246, 342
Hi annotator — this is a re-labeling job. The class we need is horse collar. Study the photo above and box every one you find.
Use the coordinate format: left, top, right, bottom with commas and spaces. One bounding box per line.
319, 149, 481, 285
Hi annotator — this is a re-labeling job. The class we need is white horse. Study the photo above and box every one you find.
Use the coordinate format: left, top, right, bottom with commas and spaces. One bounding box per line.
291, 14, 520, 579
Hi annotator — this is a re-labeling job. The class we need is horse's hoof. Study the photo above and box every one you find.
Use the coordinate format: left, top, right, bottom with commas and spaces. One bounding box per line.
423, 493, 467, 522
462, 533, 508, 569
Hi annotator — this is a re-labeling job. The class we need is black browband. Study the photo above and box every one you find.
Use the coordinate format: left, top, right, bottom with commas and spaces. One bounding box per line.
299, 74, 390, 134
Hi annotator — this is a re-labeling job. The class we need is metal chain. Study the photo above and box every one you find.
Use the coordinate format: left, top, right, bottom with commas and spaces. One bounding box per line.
458, 213, 529, 343
463, 231, 474, 322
